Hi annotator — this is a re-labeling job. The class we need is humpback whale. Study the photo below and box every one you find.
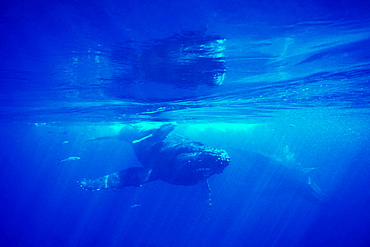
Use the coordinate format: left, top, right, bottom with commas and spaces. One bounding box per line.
78, 123, 230, 191
227, 147, 327, 204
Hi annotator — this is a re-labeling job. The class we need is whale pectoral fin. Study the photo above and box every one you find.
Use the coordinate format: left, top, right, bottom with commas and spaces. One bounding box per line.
78, 173, 119, 191
78, 167, 155, 191
132, 134, 153, 143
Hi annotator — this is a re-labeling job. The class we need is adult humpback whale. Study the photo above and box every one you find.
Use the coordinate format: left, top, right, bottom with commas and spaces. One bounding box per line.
78, 123, 230, 191
227, 147, 327, 204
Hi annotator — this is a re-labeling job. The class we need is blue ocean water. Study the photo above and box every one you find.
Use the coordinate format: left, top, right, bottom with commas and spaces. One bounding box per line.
1, 0, 370, 246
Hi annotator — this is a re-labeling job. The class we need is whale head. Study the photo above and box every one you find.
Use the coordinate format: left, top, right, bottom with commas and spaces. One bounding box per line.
167, 147, 230, 186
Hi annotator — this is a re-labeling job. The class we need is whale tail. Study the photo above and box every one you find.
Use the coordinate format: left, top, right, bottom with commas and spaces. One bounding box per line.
78, 167, 156, 191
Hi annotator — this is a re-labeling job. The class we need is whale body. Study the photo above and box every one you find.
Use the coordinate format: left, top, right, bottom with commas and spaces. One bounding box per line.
78, 123, 230, 191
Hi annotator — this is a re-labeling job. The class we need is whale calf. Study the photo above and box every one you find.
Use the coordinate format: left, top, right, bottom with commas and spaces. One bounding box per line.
78, 123, 230, 192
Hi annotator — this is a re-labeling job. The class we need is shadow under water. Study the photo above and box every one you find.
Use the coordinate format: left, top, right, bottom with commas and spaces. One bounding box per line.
108, 31, 226, 101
